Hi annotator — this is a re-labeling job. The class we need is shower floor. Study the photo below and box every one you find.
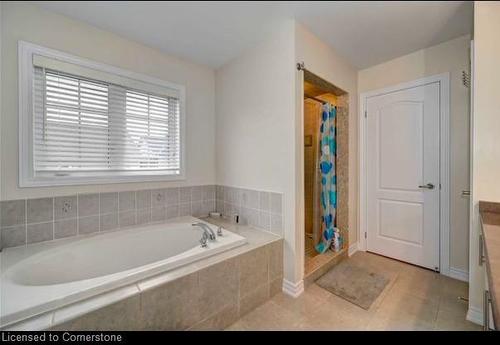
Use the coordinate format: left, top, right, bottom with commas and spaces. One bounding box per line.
304, 237, 347, 285
305, 235, 317, 259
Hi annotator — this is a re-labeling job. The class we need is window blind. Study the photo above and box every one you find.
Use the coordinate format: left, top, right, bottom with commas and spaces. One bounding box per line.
33, 67, 181, 174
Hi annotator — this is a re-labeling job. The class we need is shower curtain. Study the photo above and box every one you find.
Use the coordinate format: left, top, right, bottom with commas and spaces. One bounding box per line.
314, 103, 341, 254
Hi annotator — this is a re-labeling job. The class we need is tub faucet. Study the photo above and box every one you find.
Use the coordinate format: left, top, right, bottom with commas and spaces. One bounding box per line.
199, 232, 208, 248
192, 222, 216, 241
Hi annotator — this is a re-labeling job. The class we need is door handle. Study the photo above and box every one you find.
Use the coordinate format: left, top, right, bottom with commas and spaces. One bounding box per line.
418, 183, 435, 190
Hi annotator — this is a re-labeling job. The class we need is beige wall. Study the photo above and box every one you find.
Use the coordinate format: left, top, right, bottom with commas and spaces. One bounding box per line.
215, 20, 297, 281
358, 35, 471, 273
469, 1, 500, 322
216, 22, 358, 285
0, 2, 216, 200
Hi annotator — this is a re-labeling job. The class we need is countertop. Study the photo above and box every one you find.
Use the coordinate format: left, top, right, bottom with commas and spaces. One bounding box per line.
479, 201, 500, 330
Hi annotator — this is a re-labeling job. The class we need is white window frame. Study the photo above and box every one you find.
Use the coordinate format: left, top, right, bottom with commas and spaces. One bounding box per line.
18, 41, 186, 187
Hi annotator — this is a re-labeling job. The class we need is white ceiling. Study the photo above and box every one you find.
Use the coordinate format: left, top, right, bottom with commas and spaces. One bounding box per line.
34, 1, 473, 69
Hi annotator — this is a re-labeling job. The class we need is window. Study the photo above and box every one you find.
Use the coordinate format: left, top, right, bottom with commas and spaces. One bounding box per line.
19, 42, 185, 186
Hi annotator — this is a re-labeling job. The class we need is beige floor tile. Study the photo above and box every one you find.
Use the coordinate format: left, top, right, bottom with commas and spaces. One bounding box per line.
272, 291, 325, 318
438, 292, 469, 315
366, 311, 435, 331
391, 274, 441, 303
225, 319, 250, 331
228, 300, 303, 330
225, 253, 479, 331
295, 310, 365, 331
434, 308, 482, 331
368, 289, 439, 331
439, 275, 468, 297
350, 252, 406, 274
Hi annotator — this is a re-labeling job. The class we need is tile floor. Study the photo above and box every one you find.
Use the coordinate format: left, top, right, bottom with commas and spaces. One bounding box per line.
226, 252, 482, 331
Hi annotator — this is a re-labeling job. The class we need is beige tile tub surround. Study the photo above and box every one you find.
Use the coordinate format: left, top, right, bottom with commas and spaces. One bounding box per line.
44, 226, 283, 331
0, 185, 282, 250
0, 185, 216, 249
216, 185, 283, 236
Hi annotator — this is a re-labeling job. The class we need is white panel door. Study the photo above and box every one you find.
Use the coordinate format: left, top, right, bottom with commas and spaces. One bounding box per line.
366, 83, 440, 270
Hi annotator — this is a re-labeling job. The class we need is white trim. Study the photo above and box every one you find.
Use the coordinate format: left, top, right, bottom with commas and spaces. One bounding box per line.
466, 306, 483, 326
358, 73, 451, 275
448, 267, 469, 282
282, 279, 304, 298
18, 41, 186, 187
348, 242, 358, 257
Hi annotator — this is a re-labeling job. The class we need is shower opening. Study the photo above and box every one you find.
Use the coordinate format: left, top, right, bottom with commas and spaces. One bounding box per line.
302, 69, 349, 283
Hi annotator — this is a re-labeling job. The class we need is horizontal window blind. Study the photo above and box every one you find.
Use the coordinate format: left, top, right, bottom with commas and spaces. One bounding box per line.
33, 67, 181, 174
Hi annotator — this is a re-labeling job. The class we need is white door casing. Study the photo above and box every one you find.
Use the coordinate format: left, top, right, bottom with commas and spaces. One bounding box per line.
366, 83, 440, 270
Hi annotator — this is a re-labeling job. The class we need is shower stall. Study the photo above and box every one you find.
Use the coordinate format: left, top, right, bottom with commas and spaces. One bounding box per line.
301, 68, 350, 282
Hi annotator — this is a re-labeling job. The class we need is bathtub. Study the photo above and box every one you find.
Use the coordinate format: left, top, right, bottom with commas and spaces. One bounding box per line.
0, 216, 246, 328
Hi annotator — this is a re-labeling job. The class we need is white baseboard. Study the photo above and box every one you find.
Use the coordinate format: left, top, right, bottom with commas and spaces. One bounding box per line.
282, 279, 304, 298
447, 267, 469, 282
466, 306, 483, 326
348, 242, 358, 257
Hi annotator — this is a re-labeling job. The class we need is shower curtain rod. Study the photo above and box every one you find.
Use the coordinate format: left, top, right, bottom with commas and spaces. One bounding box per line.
304, 94, 328, 105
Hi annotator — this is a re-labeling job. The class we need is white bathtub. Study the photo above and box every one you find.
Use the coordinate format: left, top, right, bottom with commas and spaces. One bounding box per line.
0, 217, 246, 328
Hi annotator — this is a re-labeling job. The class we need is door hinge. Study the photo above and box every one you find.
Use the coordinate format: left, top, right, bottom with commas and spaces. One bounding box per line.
364, 110, 367, 118
364, 232, 367, 239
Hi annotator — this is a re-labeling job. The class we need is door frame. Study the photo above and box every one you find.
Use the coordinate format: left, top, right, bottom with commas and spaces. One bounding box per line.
358, 73, 451, 276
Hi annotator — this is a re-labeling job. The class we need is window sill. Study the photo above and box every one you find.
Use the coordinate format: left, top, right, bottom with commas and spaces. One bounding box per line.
19, 172, 186, 188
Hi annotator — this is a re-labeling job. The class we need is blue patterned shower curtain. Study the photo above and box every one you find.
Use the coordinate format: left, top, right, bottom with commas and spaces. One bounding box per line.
315, 103, 341, 254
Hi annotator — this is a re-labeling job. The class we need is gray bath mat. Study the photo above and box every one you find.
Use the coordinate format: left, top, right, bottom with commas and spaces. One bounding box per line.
316, 260, 390, 310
